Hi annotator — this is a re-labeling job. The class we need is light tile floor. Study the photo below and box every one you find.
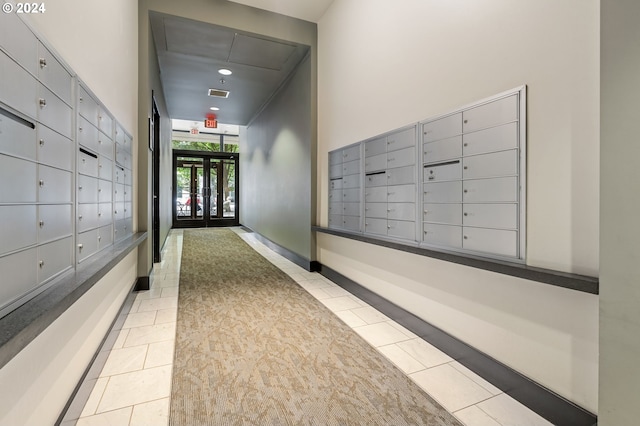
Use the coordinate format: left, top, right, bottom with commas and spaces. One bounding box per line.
70, 228, 551, 426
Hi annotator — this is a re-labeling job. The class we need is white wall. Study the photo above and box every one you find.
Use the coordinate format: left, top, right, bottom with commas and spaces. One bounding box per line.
0, 252, 138, 424
318, 0, 599, 412
599, 0, 640, 423
0, 1, 139, 423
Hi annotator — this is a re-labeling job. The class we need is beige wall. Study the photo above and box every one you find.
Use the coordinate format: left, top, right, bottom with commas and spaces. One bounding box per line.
0, 252, 138, 424
0, 1, 139, 423
318, 0, 599, 412
599, 0, 640, 422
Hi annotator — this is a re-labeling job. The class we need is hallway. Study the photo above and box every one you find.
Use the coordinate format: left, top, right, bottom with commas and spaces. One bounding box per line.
63, 229, 551, 426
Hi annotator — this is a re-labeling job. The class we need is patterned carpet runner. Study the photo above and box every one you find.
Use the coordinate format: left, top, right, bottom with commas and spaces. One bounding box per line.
169, 228, 461, 425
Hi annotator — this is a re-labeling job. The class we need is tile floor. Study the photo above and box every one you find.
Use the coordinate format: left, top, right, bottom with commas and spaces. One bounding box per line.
66, 228, 552, 426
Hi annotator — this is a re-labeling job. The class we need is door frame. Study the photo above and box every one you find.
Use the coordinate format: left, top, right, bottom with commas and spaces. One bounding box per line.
151, 94, 161, 263
172, 149, 240, 228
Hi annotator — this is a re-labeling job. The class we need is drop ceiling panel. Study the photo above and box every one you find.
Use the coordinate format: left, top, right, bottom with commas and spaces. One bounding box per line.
149, 11, 310, 125
227, 0, 335, 23
228, 34, 296, 70
164, 18, 234, 59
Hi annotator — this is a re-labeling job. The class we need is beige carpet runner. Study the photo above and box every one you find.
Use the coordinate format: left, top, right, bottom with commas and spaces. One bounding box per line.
169, 228, 462, 425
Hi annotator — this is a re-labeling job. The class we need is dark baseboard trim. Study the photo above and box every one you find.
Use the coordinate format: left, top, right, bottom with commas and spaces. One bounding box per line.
242, 226, 315, 272
134, 276, 150, 291
319, 264, 597, 426
56, 286, 138, 425
309, 260, 321, 272
313, 226, 598, 294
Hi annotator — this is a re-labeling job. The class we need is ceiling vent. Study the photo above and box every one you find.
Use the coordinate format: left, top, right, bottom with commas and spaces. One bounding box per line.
208, 88, 230, 98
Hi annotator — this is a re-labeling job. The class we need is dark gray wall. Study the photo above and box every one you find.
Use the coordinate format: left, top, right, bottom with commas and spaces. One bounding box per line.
242, 54, 314, 260
138, 18, 171, 278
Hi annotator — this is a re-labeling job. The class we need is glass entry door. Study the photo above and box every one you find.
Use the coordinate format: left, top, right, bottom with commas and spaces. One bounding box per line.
173, 151, 239, 227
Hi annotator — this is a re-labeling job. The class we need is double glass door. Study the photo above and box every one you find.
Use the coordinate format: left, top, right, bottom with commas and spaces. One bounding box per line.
173, 151, 239, 227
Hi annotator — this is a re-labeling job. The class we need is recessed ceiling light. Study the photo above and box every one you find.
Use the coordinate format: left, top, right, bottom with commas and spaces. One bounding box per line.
209, 107, 219, 111
218, 68, 232, 76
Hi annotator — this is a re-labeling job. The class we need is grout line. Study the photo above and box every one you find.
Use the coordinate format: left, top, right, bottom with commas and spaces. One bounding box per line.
451, 394, 499, 414
91, 376, 111, 418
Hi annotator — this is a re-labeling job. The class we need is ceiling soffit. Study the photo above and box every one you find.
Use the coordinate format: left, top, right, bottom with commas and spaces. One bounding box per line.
150, 11, 310, 125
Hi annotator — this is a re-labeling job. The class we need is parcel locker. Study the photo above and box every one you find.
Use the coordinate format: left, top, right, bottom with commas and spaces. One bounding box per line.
387, 203, 415, 221
0, 111, 36, 161
38, 204, 72, 243
77, 229, 99, 263
365, 136, 386, 157
342, 216, 360, 232
37, 236, 72, 284
365, 217, 387, 235
462, 177, 518, 203
365, 202, 387, 219
387, 184, 415, 203
0, 154, 37, 202
78, 86, 100, 127
342, 159, 360, 176
97, 225, 114, 250
37, 124, 72, 170
462, 95, 518, 133
386, 127, 415, 151
423, 223, 462, 248
365, 153, 386, 172
463, 122, 518, 156
0, 13, 38, 75
37, 42, 72, 105
462, 227, 518, 258
78, 116, 100, 153
0, 51, 38, 118
0, 205, 37, 256
386, 165, 415, 186
342, 202, 360, 216
423, 181, 462, 203
386, 146, 414, 169
423, 203, 462, 225
77, 175, 98, 204
38, 165, 72, 203
0, 248, 38, 309
462, 203, 518, 229
462, 149, 518, 180
387, 220, 414, 240
423, 113, 462, 143
423, 136, 462, 164
37, 83, 72, 138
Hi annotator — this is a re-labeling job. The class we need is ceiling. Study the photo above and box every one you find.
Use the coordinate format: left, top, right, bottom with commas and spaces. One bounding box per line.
228, 0, 335, 23
150, 11, 311, 125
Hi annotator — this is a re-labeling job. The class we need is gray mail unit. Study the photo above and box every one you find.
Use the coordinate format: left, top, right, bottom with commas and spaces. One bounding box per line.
329, 143, 362, 232
327, 87, 526, 263
421, 89, 526, 261
364, 125, 418, 241
0, 14, 135, 318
